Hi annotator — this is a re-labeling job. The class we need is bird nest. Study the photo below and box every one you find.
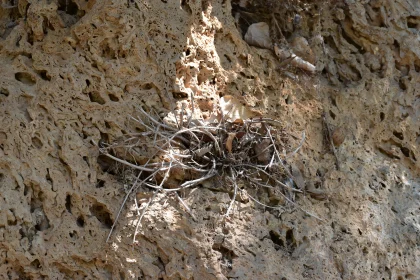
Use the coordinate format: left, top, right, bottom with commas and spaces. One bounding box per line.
100, 97, 318, 243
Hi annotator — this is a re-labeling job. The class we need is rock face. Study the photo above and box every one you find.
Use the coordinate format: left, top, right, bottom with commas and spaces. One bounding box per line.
0, 0, 419, 279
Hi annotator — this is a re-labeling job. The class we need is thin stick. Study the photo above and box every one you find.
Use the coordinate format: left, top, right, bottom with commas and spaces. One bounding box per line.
136, 106, 177, 131
133, 191, 157, 244
224, 168, 238, 217
180, 170, 216, 189
102, 152, 158, 172
286, 131, 305, 158
106, 167, 158, 242
235, 164, 302, 193
272, 13, 286, 44
106, 171, 142, 243
155, 159, 173, 189
134, 196, 141, 216
243, 187, 323, 221
266, 128, 302, 189
175, 192, 197, 221
241, 189, 285, 210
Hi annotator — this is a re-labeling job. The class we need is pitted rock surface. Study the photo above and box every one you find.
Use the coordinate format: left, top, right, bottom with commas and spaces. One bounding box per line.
0, 0, 419, 279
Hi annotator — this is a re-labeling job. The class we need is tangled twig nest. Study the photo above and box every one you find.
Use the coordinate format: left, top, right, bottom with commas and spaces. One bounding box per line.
100, 98, 321, 243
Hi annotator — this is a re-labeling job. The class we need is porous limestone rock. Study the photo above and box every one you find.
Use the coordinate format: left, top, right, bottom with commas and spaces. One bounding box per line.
0, 0, 419, 279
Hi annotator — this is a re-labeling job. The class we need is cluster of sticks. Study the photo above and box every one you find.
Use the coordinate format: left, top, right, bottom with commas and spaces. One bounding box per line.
100, 105, 319, 243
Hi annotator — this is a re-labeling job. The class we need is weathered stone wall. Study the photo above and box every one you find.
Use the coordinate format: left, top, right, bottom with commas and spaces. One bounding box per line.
0, 0, 419, 279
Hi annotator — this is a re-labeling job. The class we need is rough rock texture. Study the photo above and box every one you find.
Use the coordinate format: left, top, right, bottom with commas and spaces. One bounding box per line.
0, 0, 419, 279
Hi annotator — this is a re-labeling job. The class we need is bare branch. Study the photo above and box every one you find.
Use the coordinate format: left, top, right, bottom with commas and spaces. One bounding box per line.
133, 191, 157, 244
224, 168, 238, 217
175, 192, 197, 221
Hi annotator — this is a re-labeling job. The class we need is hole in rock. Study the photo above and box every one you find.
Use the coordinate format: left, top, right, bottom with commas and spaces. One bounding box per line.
58, 0, 79, 15
141, 83, 153, 90
96, 179, 105, 188
400, 147, 410, 157
27, 32, 34, 45
77, 216, 85, 227
380, 112, 385, 121
90, 203, 113, 228
36, 70, 51, 81
31, 137, 43, 149
181, 0, 192, 14
88, 92, 106, 105
212, 244, 235, 271
69, 230, 78, 239
394, 40, 400, 51
173, 91, 188, 99
65, 195, 72, 213
31, 259, 41, 269
286, 229, 294, 246
329, 110, 336, 120
407, 16, 419, 29
398, 78, 407, 91
362, 247, 368, 255
15, 72, 36, 85
0, 88, 9, 96
393, 131, 404, 140
108, 94, 119, 102
269, 230, 284, 250
97, 155, 117, 175
99, 132, 110, 144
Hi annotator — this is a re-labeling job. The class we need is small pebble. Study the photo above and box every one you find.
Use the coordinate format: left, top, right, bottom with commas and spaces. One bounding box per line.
332, 127, 346, 147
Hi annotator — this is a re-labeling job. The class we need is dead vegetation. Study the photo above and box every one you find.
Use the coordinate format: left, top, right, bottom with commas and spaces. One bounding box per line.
233, 0, 328, 79
100, 95, 322, 243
